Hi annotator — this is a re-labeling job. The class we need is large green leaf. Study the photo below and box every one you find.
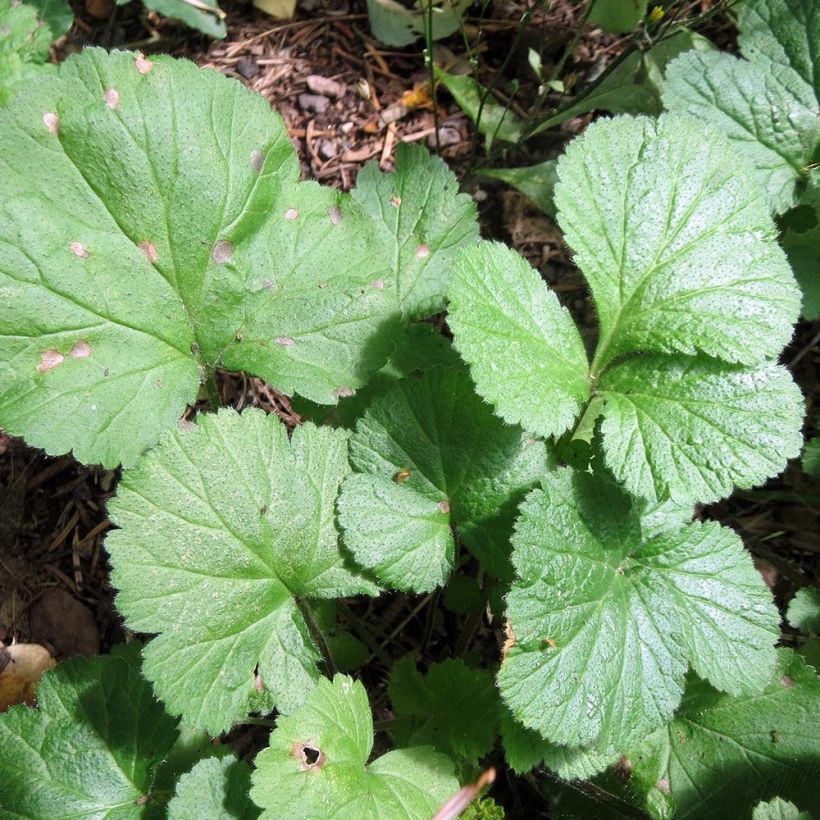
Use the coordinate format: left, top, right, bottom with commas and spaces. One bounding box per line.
338, 364, 550, 588
447, 241, 590, 440
498, 469, 779, 756
0, 0, 55, 107
624, 650, 820, 820
351, 142, 479, 318
250, 674, 458, 819
169, 755, 259, 819
599, 356, 804, 504
106, 408, 378, 734
555, 113, 801, 370
0, 646, 179, 818
388, 658, 499, 763
0, 49, 398, 467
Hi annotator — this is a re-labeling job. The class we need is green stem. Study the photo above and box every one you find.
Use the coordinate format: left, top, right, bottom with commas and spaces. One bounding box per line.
204, 366, 221, 409
295, 598, 337, 676
422, 1, 441, 154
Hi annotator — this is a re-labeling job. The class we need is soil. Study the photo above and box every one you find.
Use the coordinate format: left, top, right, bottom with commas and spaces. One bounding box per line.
1, 1, 817, 816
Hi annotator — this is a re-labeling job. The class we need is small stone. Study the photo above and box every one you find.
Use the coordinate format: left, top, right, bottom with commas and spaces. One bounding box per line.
42, 112, 59, 134
70, 340, 92, 359
319, 140, 337, 160
429, 125, 461, 148
211, 239, 232, 264
135, 53, 153, 74
285, 208, 299, 220
298, 93, 329, 114
327, 205, 342, 225
306, 74, 346, 98
69, 241, 89, 258
236, 58, 259, 79
104, 88, 120, 110
36, 350, 64, 373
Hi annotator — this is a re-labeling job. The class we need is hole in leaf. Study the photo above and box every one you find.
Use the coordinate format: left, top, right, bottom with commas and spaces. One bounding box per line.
292, 742, 326, 771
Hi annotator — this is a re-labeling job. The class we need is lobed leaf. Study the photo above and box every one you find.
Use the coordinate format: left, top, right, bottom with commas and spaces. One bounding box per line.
352, 141, 480, 318
498, 469, 779, 755
753, 798, 813, 820
0, 646, 179, 818
169, 755, 259, 820
250, 674, 458, 819
787, 588, 820, 635
0, 49, 398, 467
0, 0, 55, 107
447, 241, 590, 440
106, 408, 377, 734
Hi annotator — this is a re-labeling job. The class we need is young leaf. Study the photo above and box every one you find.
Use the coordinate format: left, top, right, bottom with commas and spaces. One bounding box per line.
338, 365, 550, 589
366, 0, 470, 48
478, 159, 559, 218
788, 588, 820, 635
599, 356, 804, 504
27, 0, 73, 36
498, 469, 779, 755
753, 798, 812, 820
588, 0, 647, 34
169, 755, 259, 820
0, 49, 397, 467
388, 658, 499, 763
447, 241, 590, 440
625, 650, 820, 820
0, 645, 179, 817
555, 113, 801, 370
352, 142, 480, 318
106, 408, 378, 734
783, 176, 820, 320
0, 0, 55, 107
142, 0, 227, 39
250, 674, 459, 818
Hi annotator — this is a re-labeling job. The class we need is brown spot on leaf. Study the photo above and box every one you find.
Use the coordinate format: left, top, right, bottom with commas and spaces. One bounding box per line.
437, 500, 450, 514
334, 386, 354, 398
614, 756, 632, 780
370, 279, 385, 290
780, 675, 795, 688
70, 340, 92, 359
501, 621, 516, 661
138, 240, 158, 263
292, 742, 326, 771
390, 196, 401, 207
36, 350, 64, 373
42, 112, 59, 134
254, 669, 265, 693
327, 205, 342, 225
135, 53, 153, 74
69, 241, 89, 258
394, 468, 411, 483
276, 336, 296, 347
104, 88, 120, 110
415, 243, 430, 259
543, 637, 557, 649
262, 278, 273, 290
250, 149, 265, 173
285, 208, 299, 220
211, 240, 232, 265
656, 778, 671, 795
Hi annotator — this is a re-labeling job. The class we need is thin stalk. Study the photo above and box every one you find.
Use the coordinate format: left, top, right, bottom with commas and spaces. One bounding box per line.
295, 598, 337, 676
204, 366, 221, 409
422, 1, 441, 154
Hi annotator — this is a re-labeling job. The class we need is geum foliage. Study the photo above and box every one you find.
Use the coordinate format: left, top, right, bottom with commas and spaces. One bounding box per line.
448, 113, 804, 507
0, 48, 477, 468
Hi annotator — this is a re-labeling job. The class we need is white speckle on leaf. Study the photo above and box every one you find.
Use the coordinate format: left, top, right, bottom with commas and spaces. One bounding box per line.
138, 240, 158, 263
334, 387, 355, 398
37, 350, 64, 373
70, 340, 92, 359
104, 88, 120, 110
69, 241, 89, 258
276, 336, 296, 346
42, 112, 59, 134
211, 240, 232, 264
415, 243, 430, 258
135, 53, 153, 74
370, 279, 385, 290
327, 205, 342, 225
250, 149, 265, 173
285, 208, 299, 220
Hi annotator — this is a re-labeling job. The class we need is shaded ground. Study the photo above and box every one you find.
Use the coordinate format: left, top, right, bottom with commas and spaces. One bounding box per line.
1, 1, 818, 815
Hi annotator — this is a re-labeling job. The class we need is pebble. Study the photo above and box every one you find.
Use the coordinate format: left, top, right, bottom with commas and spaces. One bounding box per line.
298, 93, 329, 114
306, 74, 346, 98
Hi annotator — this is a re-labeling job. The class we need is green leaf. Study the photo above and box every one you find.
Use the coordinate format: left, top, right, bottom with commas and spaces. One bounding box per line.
498, 469, 779, 755
599, 356, 804, 504
0, 645, 179, 818
250, 674, 459, 819
783, 174, 820, 320
588, 0, 647, 34
366, 0, 470, 47
803, 437, 820, 476
754, 797, 814, 820
478, 160, 558, 218
460, 797, 506, 820
351, 142, 479, 318
169, 755, 259, 819
626, 650, 820, 820
663, 50, 818, 215
388, 658, 499, 763
338, 364, 550, 588
0, 0, 55, 107
787, 588, 820, 634
447, 241, 590, 440
27, 0, 73, 36
0, 49, 398, 467
435, 68, 524, 148
106, 408, 377, 734
142, 0, 227, 38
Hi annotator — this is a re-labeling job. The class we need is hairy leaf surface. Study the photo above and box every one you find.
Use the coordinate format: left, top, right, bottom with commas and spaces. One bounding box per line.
447, 241, 590, 439
107, 408, 377, 734
555, 113, 800, 368
0, 646, 179, 818
599, 356, 804, 504
498, 469, 779, 754
250, 674, 458, 819
338, 365, 550, 588
0, 0, 55, 107
169, 756, 259, 820
0, 49, 397, 467
352, 142, 479, 318
787, 587, 820, 635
